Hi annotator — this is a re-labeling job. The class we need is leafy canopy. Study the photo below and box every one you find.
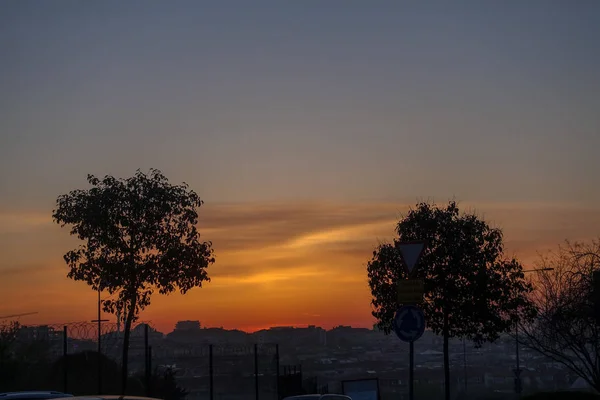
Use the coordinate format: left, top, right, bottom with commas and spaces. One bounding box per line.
52, 169, 215, 320
367, 201, 535, 346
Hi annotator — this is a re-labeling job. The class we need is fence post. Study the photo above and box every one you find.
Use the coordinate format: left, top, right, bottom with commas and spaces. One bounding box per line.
254, 343, 259, 400
144, 324, 150, 396
209, 345, 214, 400
63, 326, 68, 393
148, 345, 153, 397
275, 344, 279, 400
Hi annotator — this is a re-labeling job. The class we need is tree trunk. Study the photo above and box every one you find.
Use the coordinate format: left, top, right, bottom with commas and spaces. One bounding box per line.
592, 371, 600, 394
121, 299, 137, 395
443, 308, 450, 400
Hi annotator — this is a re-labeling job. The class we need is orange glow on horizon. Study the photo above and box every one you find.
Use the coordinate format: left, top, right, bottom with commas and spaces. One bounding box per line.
1, 201, 599, 334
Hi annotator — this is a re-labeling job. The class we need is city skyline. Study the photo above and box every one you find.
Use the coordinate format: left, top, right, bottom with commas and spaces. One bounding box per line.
1, 1, 599, 334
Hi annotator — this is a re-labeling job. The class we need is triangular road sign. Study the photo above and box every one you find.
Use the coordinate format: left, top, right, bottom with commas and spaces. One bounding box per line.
398, 241, 426, 276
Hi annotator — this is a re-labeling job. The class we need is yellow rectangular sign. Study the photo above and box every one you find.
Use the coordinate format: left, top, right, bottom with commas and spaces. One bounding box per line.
397, 279, 425, 304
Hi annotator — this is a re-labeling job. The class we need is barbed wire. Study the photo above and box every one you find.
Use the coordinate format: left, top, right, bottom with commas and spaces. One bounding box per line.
1, 321, 279, 375
1, 321, 280, 396
0, 320, 155, 341
2, 322, 279, 350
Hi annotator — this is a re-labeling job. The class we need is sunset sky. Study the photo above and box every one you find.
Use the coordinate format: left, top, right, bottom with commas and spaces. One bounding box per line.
1, 1, 599, 333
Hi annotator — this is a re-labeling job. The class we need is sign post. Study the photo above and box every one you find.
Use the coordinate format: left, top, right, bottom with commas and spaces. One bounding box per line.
394, 240, 426, 400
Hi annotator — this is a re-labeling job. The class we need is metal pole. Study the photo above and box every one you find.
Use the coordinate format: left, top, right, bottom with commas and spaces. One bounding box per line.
463, 338, 467, 393
409, 340, 414, 400
254, 343, 259, 400
91, 286, 109, 395
63, 326, 68, 393
275, 344, 280, 400
209, 345, 214, 400
144, 324, 149, 397
515, 323, 521, 396
97, 288, 102, 395
515, 324, 520, 370
148, 346, 153, 397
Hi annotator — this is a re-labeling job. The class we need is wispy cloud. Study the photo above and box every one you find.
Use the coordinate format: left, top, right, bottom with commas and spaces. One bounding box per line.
1, 200, 598, 331
0, 212, 52, 234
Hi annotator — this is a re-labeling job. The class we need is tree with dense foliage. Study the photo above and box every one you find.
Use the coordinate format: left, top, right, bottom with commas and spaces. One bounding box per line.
520, 239, 600, 392
367, 201, 536, 400
52, 169, 215, 393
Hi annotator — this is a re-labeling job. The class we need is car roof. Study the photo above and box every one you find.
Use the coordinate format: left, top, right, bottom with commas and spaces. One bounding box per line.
0, 393, 71, 396
0, 393, 73, 400
283, 396, 351, 400
54, 397, 161, 400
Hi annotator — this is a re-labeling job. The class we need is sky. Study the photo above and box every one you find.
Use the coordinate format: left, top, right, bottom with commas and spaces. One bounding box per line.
1, 1, 599, 333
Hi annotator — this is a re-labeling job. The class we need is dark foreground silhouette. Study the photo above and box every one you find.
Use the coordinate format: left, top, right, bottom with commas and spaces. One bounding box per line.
522, 391, 599, 400
0, 350, 187, 400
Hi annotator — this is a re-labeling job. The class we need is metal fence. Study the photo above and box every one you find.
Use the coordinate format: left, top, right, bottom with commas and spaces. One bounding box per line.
2, 321, 579, 400
0, 321, 280, 400
0, 321, 152, 395
153, 343, 279, 400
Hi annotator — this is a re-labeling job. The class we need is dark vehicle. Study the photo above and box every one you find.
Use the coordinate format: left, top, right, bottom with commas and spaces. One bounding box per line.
0, 392, 74, 400
53, 397, 162, 400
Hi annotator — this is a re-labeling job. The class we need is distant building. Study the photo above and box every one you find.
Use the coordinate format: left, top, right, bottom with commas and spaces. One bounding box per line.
327, 325, 372, 347
131, 323, 164, 339
17, 325, 62, 341
253, 325, 327, 347
175, 320, 201, 331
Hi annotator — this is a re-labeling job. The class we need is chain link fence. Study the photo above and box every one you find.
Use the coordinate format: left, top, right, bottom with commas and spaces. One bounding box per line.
152, 342, 279, 400
0, 321, 280, 400
0, 321, 153, 394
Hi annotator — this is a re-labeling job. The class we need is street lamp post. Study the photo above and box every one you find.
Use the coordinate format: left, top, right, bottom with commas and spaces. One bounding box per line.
514, 267, 553, 397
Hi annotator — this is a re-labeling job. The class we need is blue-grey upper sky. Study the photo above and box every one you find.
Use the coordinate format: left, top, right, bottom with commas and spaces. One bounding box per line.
1, 0, 599, 210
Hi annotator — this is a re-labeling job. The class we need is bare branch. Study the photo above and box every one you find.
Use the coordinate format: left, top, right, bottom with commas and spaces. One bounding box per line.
520, 238, 600, 391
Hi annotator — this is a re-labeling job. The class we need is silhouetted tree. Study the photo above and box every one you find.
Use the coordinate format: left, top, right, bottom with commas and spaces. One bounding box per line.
52, 169, 215, 394
0, 321, 20, 390
50, 351, 127, 394
0, 323, 63, 391
520, 239, 600, 392
0, 321, 19, 359
367, 201, 536, 400
154, 367, 189, 400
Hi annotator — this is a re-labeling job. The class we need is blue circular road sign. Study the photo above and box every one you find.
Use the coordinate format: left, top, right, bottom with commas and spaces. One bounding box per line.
393, 305, 425, 342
